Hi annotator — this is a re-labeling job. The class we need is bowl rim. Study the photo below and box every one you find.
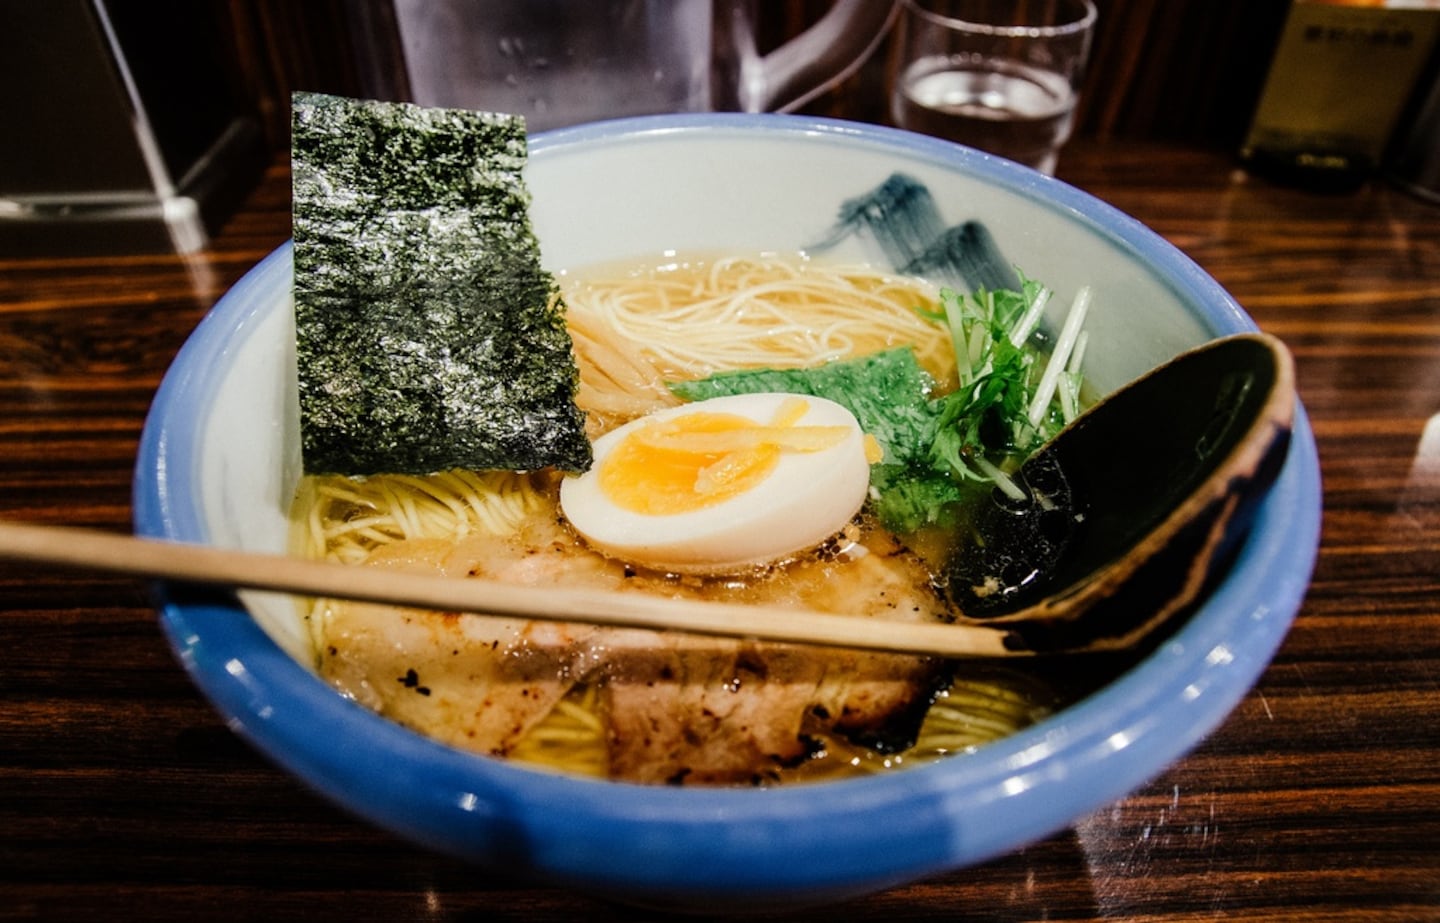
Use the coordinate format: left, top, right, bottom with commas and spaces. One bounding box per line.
133, 112, 1321, 903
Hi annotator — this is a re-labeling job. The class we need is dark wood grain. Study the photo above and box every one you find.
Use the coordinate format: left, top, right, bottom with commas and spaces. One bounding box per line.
2, 140, 1437, 922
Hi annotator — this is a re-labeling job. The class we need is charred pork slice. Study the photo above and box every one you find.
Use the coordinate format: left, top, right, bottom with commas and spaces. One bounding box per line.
318, 522, 949, 784
593, 535, 950, 785
317, 537, 603, 756
598, 634, 943, 786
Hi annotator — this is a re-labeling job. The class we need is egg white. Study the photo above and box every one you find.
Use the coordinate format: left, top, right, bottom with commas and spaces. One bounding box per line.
559, 393, 872, 574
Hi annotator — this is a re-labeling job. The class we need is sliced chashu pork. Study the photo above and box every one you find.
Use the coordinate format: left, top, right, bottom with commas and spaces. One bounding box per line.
597, 536, 948, 785
317, 513, 949, 784
317, 536, 604, 756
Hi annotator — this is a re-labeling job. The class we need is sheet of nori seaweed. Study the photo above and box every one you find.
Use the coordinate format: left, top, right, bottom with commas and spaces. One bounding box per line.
291, 92, 592, 475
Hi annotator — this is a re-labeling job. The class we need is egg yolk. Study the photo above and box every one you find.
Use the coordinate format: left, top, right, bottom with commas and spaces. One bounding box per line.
597, 398, 849, 516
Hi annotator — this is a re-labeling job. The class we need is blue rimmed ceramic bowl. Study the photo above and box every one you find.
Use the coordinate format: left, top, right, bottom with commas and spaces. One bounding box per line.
133, 114, 1320, 910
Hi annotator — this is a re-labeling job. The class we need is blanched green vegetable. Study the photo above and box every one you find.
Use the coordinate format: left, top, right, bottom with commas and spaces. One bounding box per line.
667, 347, 937, 469
669, 349, 961, 532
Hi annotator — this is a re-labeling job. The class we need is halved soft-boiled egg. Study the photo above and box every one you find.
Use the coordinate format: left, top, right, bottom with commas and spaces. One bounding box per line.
559, 393, 876, 574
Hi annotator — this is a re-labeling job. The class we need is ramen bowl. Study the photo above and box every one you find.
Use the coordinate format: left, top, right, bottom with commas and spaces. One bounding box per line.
134, 114, 1320, 909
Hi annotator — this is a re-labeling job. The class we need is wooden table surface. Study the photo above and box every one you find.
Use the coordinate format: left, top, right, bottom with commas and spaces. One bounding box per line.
2, 138, 1437, 921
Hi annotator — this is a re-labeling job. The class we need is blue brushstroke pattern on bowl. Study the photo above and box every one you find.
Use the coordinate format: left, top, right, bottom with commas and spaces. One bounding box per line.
132, 113, 1320, 909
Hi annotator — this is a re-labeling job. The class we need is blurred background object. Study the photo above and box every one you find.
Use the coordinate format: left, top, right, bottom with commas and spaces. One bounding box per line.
380, 0, 897, 131
222, 0, 1297, 153
886, 0, 1098, 175
0, 0, 269, 256
1387, 53, 1440, 203
1239, 0, 1440, 191
6, 0, 1435, 259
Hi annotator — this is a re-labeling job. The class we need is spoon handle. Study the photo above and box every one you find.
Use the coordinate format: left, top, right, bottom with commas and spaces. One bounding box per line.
0, 519, 1022, 659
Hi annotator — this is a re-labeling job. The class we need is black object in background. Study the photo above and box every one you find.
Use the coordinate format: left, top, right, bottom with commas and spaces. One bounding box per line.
0, 0, 267, 255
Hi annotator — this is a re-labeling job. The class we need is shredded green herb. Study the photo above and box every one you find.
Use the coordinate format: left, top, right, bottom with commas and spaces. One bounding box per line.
920, 278, 1089, 493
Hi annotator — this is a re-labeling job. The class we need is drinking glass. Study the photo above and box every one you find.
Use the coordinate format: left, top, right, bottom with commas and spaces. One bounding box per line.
889, 0, 1097, 175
